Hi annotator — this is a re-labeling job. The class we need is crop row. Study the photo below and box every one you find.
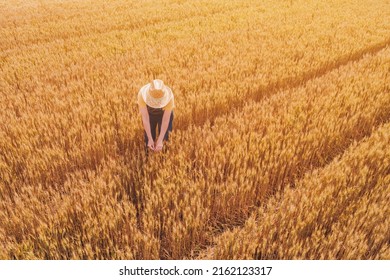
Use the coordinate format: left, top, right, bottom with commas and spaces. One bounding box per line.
203, 121, 390, 259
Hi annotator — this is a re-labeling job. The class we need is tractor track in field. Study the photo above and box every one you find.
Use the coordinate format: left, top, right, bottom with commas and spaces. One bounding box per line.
190, 92, 390, 260
195, 119, 390, 260
187, 117, 390, 259
192, 37, 390, 128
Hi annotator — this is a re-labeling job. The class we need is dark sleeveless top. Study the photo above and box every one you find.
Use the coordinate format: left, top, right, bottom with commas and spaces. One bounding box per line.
146, 105, 164, 116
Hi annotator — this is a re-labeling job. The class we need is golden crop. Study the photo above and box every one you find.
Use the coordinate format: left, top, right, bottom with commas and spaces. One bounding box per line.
0, 0, 389, 259
204, 121, 390, 259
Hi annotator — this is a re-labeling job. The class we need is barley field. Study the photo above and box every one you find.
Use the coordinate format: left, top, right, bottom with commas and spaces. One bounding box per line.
0, 0, 389, 260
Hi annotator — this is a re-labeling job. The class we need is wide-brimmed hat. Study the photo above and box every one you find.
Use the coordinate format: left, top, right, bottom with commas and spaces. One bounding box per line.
140, 79, 173, 108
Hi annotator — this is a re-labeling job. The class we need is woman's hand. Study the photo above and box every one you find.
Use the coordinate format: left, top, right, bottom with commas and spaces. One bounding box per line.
147, 138, 155, 151
154, 140, 163, 152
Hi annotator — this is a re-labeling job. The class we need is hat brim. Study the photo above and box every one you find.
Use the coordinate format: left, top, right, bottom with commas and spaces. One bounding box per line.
141, 83, 173, 108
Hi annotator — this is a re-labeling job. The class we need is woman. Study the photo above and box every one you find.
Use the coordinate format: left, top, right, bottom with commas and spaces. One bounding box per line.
138, 79, 174, 152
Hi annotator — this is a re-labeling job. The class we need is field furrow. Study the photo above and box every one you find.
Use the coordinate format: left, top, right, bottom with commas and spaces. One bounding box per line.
200, 121, 390, 259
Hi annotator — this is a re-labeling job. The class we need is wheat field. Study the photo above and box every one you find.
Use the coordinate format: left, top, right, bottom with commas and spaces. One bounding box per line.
0, 0, 389, 260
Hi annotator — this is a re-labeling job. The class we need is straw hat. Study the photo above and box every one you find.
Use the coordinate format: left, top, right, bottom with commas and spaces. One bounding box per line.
140, 79, 173, 108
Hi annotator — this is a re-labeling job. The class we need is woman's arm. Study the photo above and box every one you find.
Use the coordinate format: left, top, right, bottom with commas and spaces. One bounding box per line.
140, 107, 155, 150
155, 110, 172, 151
